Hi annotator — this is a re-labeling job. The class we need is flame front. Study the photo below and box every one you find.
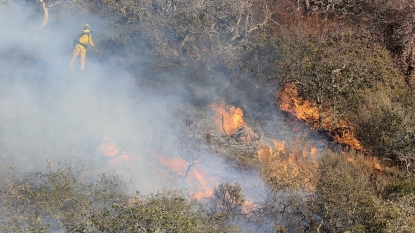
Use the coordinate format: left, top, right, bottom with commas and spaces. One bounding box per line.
278, 82, 363, 151
212, 101, 245, 136
278, 82, 320, 125
347, 155, 382, 172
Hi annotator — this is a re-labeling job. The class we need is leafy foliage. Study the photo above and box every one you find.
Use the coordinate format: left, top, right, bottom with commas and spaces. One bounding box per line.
385, 176, 415, 196
305, 153, 382, 232
0, 167, 233, 232
276, 26, 402, 126
209, 183, 245, 221
91, 191, 232, 232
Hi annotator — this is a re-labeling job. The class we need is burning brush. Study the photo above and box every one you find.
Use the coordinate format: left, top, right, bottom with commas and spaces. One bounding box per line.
211, 100, 261, 143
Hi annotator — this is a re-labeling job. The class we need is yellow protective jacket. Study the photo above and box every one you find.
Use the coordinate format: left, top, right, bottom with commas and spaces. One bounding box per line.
76, 29, 94, 48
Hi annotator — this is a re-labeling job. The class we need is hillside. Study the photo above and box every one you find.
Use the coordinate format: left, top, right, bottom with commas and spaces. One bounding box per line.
0, 0, 414, 232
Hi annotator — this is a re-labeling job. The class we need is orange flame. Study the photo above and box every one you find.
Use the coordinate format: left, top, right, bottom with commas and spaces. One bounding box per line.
278, 83, 320, 125
278, 82, 363, 151
347, 156, 382, 172
153, 153, 214, 199
310, 147, 318, 156
211, 101, 245, 136
99, 142, 129, 166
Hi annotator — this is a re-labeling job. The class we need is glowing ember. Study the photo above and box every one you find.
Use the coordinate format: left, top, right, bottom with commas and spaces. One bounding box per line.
278, 82, 363, 151
211, 101, 245, 136
153, 153, 214, 199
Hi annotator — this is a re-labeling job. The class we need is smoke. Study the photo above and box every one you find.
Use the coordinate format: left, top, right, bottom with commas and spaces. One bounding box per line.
0, 1, 276, 203
0, 3, 347, 232
0, 2, 154, 192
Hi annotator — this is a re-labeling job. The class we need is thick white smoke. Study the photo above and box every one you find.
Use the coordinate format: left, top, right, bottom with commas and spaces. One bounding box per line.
0, 2, 271, 201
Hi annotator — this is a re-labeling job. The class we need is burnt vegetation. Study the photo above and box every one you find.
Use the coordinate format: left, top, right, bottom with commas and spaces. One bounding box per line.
2, 0, 415, 232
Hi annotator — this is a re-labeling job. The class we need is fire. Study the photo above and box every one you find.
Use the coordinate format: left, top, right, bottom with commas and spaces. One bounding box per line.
99, 142, 120, 157
278, 82, 363, 151
257, 139, 319, 192
153, 152, 214, 199
191, 170, 214, 199
273, 140, 286, 154
153, 153, 188, 174
211, 101, 245, 136
99, 142, 129, 166
331, 128, 363, 151
278, 82, 320, 125
347, 155, 382, 172
310, 147, 318, 156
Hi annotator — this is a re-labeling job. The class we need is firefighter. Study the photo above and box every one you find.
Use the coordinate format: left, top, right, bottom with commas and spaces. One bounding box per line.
69, 24, 94, 71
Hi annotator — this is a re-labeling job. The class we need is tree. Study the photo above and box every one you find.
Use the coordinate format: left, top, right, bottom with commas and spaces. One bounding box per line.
276, 22, 401, 125
209, 183, 245, 220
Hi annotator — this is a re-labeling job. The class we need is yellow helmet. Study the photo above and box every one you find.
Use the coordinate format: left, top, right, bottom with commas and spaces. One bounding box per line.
83, 24, 90, 30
